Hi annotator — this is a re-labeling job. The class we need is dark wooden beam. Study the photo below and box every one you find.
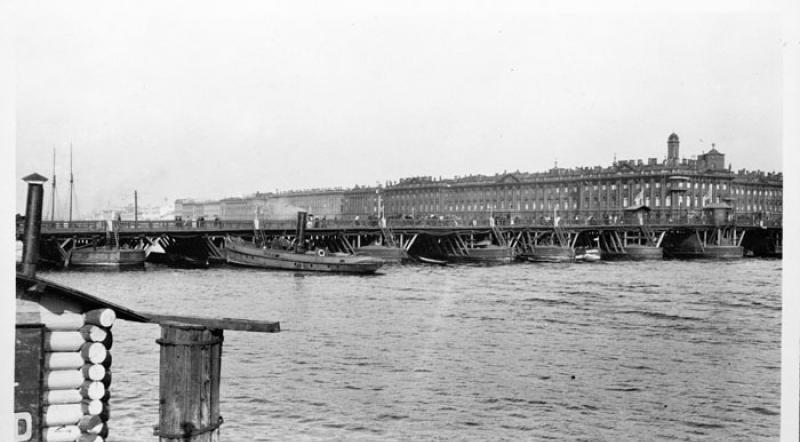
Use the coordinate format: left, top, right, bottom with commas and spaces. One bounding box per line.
142, 313, 280, 333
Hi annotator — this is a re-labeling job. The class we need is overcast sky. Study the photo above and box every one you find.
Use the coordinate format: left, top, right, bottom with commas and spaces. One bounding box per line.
14, 1, 787, 216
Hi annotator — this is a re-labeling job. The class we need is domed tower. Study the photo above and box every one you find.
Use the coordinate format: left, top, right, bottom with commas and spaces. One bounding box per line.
667, 133, 680, 164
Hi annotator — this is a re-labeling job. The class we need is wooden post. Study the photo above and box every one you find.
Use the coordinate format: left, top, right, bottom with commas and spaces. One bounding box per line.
22, 173, 48, 276
157, 323, 223, 442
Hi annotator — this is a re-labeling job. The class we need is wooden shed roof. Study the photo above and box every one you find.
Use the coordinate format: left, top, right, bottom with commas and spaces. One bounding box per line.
17, 273, 149, 322
16, 273, 280, 332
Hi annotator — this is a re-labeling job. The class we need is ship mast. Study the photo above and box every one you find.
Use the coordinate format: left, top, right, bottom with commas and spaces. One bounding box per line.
69, 143, 74, 222
50, 146, 57, 221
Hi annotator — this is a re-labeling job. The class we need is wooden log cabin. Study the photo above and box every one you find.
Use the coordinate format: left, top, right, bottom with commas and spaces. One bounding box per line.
15, 273, 280, 442
17, 172, 280, 441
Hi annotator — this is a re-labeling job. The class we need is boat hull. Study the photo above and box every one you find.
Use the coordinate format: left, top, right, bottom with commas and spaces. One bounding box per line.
667, 245, 744, 260
226, 241, 383, 274
603, 245, 663, 261
354, 245, 410, 263
525, 246, 575, 263
146, 252, 211, 268
412, 255, 448, 265
449, 245, 515, 264
70, 248, 146, 268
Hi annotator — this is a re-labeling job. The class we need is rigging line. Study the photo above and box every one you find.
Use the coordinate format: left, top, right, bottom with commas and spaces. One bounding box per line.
50, 145, 57, 221
69, 142, 74, 222
72, 188, 80, 220
49, 187, 58, 221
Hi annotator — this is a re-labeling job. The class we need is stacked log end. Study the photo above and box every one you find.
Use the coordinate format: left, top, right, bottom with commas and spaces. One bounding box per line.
41, 308, 115, 442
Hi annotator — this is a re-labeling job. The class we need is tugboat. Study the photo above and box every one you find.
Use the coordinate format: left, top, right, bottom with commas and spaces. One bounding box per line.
225, 212, 384, 274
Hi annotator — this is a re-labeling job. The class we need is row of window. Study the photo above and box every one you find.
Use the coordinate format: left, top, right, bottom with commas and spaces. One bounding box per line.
391, 181, 784, 200
390, 186, 783, 207
181, 178, 782, 218
731, 188, 782, 197
391, 198, 778, 214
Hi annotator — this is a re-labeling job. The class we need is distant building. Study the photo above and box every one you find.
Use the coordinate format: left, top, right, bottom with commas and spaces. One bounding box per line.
381, 133, 781, 224
176, 133, 782, 223
92, 202, 174, 221
270, 189, 345, 219
341, 186, 381, 220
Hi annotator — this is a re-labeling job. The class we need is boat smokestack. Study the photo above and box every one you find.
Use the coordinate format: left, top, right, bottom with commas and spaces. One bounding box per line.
21, 172, 48, 276
296, 211, 308, 252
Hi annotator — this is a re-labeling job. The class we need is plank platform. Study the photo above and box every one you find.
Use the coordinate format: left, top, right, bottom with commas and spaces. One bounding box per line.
142, 313, 280, 333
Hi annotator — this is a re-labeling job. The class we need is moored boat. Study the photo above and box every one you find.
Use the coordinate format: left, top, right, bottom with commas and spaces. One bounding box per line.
146, 251, 211, 268
525, 246, 575, 263
453, 244, 515, 264
70, 247, 146, 268
354, 244, 410, 263
412, 255, 448, 265
225, 237, 384, 274
603, 245, 664, 261
667, 245, 744, 260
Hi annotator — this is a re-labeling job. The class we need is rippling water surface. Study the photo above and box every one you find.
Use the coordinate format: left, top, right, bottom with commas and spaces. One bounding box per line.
40, 259, 781, 441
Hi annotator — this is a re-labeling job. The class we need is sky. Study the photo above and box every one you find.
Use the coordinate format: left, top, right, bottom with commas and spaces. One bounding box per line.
13, 0, 789, 217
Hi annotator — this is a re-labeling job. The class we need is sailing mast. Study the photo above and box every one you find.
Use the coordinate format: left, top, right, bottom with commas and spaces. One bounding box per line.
50, 146, 57, 221
69, 143, 74, 222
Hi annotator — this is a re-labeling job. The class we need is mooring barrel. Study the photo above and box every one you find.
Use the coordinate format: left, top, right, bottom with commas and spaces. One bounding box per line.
156, 322, 223, 442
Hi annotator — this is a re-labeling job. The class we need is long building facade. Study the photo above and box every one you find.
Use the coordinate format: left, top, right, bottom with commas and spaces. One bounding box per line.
175, 134, 782, 225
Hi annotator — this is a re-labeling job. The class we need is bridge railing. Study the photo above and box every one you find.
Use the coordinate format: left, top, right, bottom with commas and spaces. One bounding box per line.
18, 210, 781, 236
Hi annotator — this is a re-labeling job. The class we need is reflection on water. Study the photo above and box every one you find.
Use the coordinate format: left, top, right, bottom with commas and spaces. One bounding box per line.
40, 259, 781, 441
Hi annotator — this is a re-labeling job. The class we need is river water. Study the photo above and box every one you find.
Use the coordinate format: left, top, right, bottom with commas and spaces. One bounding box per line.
39, 259, 781, 441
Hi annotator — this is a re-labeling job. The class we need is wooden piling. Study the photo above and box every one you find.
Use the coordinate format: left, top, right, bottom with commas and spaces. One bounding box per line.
156, 323, 223, 442
21, 173, 48, 276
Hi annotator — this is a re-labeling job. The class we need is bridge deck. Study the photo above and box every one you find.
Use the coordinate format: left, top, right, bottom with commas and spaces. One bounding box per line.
19, 217, 781, 240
